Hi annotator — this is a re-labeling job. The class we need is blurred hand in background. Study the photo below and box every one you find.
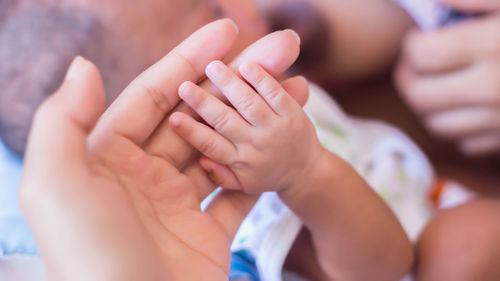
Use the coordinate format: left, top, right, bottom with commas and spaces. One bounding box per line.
396, 0, 500, 157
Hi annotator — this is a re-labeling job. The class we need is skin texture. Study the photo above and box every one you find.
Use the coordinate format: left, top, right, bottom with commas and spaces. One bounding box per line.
171, 61, 321, 193
171, 61, 413, 280
20, 20, 305, 281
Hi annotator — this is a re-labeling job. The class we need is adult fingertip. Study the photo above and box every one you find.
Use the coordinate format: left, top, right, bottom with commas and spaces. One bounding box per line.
224, 18, 239, 34
65, 56, 89, 81
284, 29, 301, 45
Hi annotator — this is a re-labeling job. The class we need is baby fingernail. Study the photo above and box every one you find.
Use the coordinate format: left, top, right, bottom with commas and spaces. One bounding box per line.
179, 82, 194, 99
206, 61, 225, 76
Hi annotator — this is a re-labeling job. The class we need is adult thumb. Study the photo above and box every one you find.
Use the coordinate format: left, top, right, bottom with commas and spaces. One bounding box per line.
23, 56, 106, 182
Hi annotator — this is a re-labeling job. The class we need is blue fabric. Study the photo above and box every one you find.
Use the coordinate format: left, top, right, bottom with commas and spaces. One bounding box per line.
440, 10, 471, 26
229, 250, 260, 281
0, 139, 37, 255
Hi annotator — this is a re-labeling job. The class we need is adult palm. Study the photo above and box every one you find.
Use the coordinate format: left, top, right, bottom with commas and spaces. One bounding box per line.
20, 20, 302, 281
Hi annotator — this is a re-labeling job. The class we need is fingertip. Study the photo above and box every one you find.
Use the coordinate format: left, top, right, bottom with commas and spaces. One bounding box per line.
55, 56, 106, 132
239, 61, 259, 80
284, 29, 301, 45
232, 27, 300, 78
169, 112, 182, 128
224, 18, 239, 34
296, 75, 308, 87
206, 60, 226, 77
178, 81, 195, 100
65, 56, 90, 81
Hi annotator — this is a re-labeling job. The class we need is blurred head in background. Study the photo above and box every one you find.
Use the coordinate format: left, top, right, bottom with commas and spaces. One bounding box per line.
0, 0, 268, 156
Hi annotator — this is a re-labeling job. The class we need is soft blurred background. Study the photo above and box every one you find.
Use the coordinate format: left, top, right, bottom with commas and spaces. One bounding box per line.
2, 0, 500, 279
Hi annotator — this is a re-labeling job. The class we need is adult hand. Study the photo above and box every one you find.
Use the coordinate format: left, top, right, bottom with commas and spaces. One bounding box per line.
396, 0, 500, 156
20, 19, 304, 281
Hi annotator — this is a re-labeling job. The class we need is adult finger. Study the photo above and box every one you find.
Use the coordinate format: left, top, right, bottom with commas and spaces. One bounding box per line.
395, 61, 500, 113
144, 29, 301, 169
280, 76, 310, 107
426, 107, 500, 139
21, 56, 105, 208
90, 19, 239, 147
402, 16, 500, 73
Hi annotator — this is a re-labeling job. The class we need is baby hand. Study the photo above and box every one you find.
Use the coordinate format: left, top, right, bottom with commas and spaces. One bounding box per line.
170, 61, 325, 194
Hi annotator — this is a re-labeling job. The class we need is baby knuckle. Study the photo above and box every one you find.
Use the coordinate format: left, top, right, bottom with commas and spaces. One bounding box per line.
236, 146, 255, 162
199, 139, 219, 156
252, 69, 266, 86
264, 84, 283, 101
237, 95, 258, 113
212, 110, 232, 131
256, 130, 276, 148
217, 72, 236, 88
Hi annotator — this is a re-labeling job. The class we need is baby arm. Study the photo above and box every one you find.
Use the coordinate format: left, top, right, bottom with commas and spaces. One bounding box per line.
170, 61, 413, 281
